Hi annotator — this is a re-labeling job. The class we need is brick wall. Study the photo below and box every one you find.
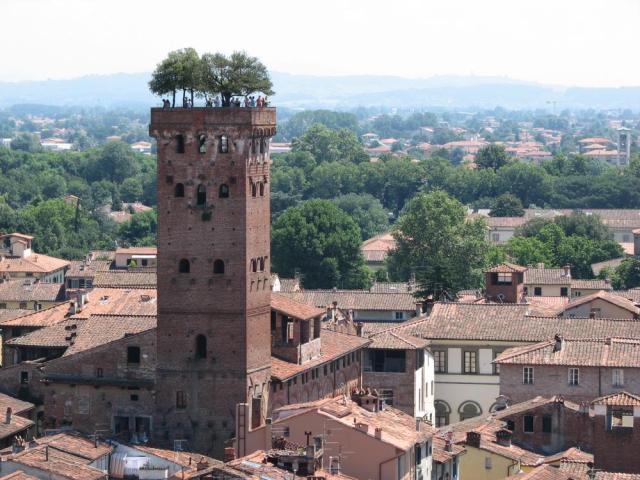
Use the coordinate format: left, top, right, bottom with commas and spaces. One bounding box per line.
499, 401, 593, 454
592, 410, 640, 473
270, 352, 362, 411
500, 364, 640, 404
363, 348, 417, 416
150, 107, 276, 457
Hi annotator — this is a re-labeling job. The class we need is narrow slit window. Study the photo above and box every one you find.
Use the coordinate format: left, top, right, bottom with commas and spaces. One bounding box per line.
196, 185, 206, 206
219, 135, 229, 153
219, 184, 229, 198
259, 182, 265, 197
195, 334, 207, 359
176, 135, 185, 154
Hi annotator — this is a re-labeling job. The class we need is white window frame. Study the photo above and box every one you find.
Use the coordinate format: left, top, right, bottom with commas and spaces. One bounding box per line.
612, 369, 624, 387
523, 366, 534, 385
568, 368, 579, 386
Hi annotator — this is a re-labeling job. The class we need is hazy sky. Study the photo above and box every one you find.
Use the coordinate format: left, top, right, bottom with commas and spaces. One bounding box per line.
3, 0, 639, 87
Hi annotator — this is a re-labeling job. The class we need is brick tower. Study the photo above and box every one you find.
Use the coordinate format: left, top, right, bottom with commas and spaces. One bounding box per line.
149, 107, 276, 456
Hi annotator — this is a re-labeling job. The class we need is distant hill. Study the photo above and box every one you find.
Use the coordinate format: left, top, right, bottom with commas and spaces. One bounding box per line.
0, 72, 638, 110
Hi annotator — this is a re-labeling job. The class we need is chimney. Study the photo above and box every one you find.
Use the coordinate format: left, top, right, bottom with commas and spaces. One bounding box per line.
415, 302, 423, 316
634, 229, 640, 258
605, 337, 612, 346
553, 334, 563, 352
196, 457, 209, 471
355, 323, 363, 337
415, 418, 421, 432
495, 429, 512, 447
374, 427, 382, 440
5, 407, 12, 424
355, 422, 369, 433
562, 265, 571, 278
466, 431, 481, 448
223, 447, 236, 462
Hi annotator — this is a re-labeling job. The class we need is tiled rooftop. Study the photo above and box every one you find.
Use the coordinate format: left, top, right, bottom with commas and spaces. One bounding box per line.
228, 450, 356, 479
571, 279, 612, 290
527, 296, 570, 316
271, 330, 370, 381
0, 280, 64, 302
281, 290, 418, 312
0, 254, 69, 274
367, 329, 428, 350
271, 293, 324, 320
511, 465, 580, 480
0, 471, 39, 480
92, 270, 157, 288
387, 303, 640, 342
591, 391, 640, 407
486, 262, 528, 273
495, 338, 640, 367
560, 290, 640, 316
0, 391, 35, 415
65, 260, 111, 277
525, 268, 572, 285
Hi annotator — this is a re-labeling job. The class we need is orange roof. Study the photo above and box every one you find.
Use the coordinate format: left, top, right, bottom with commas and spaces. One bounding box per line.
591, 391, 640, 406
485, 262, 527, 273
115, 246, 157, 255
271, 293, 324, 320
0, 254, 69, 274
0, 472, 39, 480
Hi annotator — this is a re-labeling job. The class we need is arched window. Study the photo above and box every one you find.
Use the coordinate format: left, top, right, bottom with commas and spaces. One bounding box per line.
219, 184, 229, 198
251, 182, 257, 198
198, 134, 207, 154
458, 401, 482, 421
218, 135, 229, 153
259, 182, 265, 197
213, 259, 225, 274
176, 135, 185, 154
250, 259, 257, 273
196, 185, 206, 206
174, 183, 185, 197
435, 400, 451, 427
259, 257, 265, 272
195, 334, 207, 359
178, 259, 190, 273
259, 138, 265, 154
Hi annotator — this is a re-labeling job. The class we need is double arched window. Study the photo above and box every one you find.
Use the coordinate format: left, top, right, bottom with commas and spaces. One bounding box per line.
213, 259, 225, 274
178, 259, 190, 273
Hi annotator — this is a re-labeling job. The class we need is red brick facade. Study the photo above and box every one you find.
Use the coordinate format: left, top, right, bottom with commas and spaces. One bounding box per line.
150, 108, 276, 456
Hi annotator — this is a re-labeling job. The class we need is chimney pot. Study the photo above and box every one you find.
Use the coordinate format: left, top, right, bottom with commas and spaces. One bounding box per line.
374, 427, 382, 439
5, 407, 12, 424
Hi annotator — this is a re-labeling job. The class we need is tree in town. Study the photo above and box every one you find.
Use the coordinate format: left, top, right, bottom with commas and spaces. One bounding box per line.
489, 193, 525, 217
199, 51, 274, 107
475, 144, 508, 170
386, 190, 489, 299
612, 258, 640, 290
271, 200, 370, 289
332, 193, 389, 240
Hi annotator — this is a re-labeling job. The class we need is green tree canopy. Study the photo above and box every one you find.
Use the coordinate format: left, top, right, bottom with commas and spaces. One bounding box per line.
386, 190, 489, 299
199, 51, 274, 106
611, 258, 640, 290
149, 48, 200, 106
332, 193, 389, 240
489, 193, 525, 217
271, 200, 370, 289
475, 144, 508, 170
291, 124, 368, 164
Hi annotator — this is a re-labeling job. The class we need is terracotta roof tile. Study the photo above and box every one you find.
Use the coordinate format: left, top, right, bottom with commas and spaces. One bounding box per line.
595, 473, 640, 479
281, 290, 417, 312
0, 303, 72, 328
271, 293, 324, 320
511, 465, 581, 480
486, 262, 528, 273
367, 330, 428, 350
388, 303, 640, 343
65, 260, 111, 277
527, 296, 570, 316
0, 410, 34, 440
560, 291, 639, 316
92, 270, 157, 288
615, 289, 640, 303
0, 254, 69, 275
591, 391, 640, 406
525, 268, 572, 285
271, 330, 370, 381
0, 280, 64, 302
432, 436, 466, 463
228, 450, 356, 479
0, 391, 35, 415
495, 338, 640, 367
571, 279, 612, 290
8, 446, 107, 480
0, 309, 32, 324
115, 247, 157, 255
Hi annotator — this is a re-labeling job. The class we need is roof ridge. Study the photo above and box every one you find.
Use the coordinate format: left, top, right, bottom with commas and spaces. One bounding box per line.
495, 341, 553, 362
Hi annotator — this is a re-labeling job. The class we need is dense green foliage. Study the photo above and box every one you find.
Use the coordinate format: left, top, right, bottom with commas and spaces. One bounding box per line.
149, 49, 274, 107
610, 258, 640, 290
332, 193, 389, 240
0, 143, 156, 257
489, 193, 525, 217
504, 214, 623, 278
387, 190, 489, 298
271, 200, 370, 289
